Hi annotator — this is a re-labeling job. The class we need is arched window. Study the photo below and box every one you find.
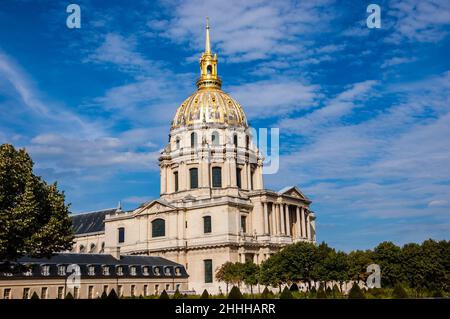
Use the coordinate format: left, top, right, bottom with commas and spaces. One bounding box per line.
189, 168, 198, 189
212, 167, 222, 188
152, 219, 165, 237
190, 132, 197, 148
203, 216, 212, 233
207, 65, 212, 75
233, 134, 238, 147
175, 137, 180, 149
211, 131, 219, 145
99, 242, 105, 253
89, 243, 96, 253
118, 227, 125, 243
246, 135, 250, 149
79, 245, 85, 253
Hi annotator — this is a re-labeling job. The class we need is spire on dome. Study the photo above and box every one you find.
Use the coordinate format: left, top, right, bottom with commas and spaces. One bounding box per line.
196, 17, 222, 90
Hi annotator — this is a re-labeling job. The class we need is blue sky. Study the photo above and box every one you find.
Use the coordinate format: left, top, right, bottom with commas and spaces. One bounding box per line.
0, 0, 449, 251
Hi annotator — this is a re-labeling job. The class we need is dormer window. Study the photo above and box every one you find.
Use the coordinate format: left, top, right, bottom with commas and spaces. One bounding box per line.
153, 267, 161, 276
116, 266, 123, 276
88, 266, 95, 276
175, 267, 181, 277
142, 266, 149, 276
58, 265, 66, 276
164, 267, 171, 276
130, 266, 137, 276
102, 266, 110, 276
41, 265, 50, 276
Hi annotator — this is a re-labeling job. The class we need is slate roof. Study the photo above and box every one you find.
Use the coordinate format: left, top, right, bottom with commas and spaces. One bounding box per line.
71, 209, 115, 235
1, 253, 188, 279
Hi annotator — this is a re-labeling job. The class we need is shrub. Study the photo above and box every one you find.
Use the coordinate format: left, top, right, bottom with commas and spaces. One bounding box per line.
228, 286, 243, 299
261, 287, 273, 299
200, 289, 210, 299
172, 289, 182, 299
316, 284, 327, 299
289, 283, 299, 291
332, 284, 342, 298
64, 292, 74, 299
348, 283, 365, 299
30, 292, 39, 299
100, 291, 108, 299
159, 290, 170, 299
107, 289, 118, 299
392, 283, 408, 299
280, 287, 294, 299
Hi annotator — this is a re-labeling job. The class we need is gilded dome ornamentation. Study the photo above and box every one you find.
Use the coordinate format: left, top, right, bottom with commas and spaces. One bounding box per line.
171, 18, 248, 129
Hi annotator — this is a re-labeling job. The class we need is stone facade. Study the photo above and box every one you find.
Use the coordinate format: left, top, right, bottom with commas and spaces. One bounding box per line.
70, 21, 317, 294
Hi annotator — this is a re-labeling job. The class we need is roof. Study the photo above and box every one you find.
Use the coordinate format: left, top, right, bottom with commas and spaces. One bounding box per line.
71, 209, 115, 235
1, 253, 188, 279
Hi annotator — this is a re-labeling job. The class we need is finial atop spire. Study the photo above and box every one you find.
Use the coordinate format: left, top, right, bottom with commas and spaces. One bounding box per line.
205, 16, 211, 54
197, 17, 222, 90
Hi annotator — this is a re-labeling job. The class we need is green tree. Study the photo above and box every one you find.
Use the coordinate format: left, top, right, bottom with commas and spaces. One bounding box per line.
159, 290, 169, 299
172, 289, 182, 299
242, 261, 259, 296
216, 262, 237, 293
373, 241, 404, 287
347, 250, 373, 282
0, 144, 74, 261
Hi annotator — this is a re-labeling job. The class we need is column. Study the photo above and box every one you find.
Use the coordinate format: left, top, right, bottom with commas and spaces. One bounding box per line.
229, 157, 237, 187
285, 205, 291, 236
280, 204, 285, 235
306, 212, 310, 240
301, 207, 306, 239
247, 164, 252, 190
296, 206, 301, 239
180, 162, 187, 190
160, 165, 167, 194
271, 204, 276, 235
263, 202, 269, 235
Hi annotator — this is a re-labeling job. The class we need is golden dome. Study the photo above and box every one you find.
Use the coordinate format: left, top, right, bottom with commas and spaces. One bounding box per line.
172, 88, 247, 128
171, 18, 247, 129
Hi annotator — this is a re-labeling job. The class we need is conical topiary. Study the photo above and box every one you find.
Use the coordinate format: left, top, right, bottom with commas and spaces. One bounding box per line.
392, 283, 408, 299
316, 284, 327, 299
159, 290, 170, 299
200, 289, 210, 299
261, 287, 273, 298
332, 284, 342, 298
172, 289, 182, 299
30, 292, 39, 299
228, 286, 243, 299
64, 292, 74, 299
107, 289, 118, 299
100, 291, 108, 299
348, 283, 365, 299
289, 283, 299, 292
280, 287, 294, 299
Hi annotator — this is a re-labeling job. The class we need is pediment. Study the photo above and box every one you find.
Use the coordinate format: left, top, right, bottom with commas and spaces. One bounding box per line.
278, 186, 308, 200
134, 199, 176, 216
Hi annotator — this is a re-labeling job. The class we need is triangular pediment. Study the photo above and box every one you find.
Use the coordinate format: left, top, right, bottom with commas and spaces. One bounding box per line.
134, 199, 176, 216
278, 186, 308, 200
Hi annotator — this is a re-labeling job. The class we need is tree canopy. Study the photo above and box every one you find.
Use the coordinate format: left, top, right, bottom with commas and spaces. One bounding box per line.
0, 144, 74, 261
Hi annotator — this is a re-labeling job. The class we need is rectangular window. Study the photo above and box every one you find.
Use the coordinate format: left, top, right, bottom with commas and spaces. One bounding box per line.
103, 285, 108, 294
236, 168, 242, 188
41, 287, 48, 299
203, 216, 212, 233
155, 284, 159, 295
144, 285, 149, 296
212, 167, 222, 187
131, 285, 136, 297
204, 259, 213, 283
22, 288, 30, 299
241, 215, 247, 233
74, 287, 79, 299
165, 284, 170, 291
174, 171, 179, 192
118, 285, 123, 297
3, 288, 11, 299
57, 287, 64, 299
118, 227, 125, 243
88, 286, 94, 299
190, 168, 198, 189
